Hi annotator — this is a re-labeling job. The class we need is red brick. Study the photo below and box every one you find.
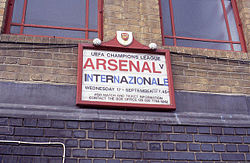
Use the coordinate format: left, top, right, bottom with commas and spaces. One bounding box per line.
231, 73, 243, 79
189, 63, 212, 71
0, 71, 16, 80
171, 55, 183, 62
5, 57, 19, 64
0, 56, 6, 63
42, 74, 57, 82
184, 70, 196, 76
54, 75, 71, 83
18, 58, 32, 65
24, 51, 52, 59
208, 85, 231, 93
206, 58, 217, 64
219, 72, 231, 79
231, 87, 244, 93
217, 59, 228, 65
172, 62, 189, 69
53, 53, 77, 61
5, 65, 22, 72
16, 73, 30, 81
207, 71, 220, 78
184, 83, 208, 92
233, 66, 249, 73
212, 65, 231, 72
58, 61, 72, 68
31, 60, 46, 66
31, 74, 42, 81
243, 88, 250, 94
242, 74, 250, 80
194, 58, 206, 63
196, 71, 207, 77
52, 68, 77, 76
183, 56, 195, 63
190, 77, 209, 85
6, 50, 24, 57
72, 62, 78, 68
59, 48, 73, 53
68, 76, 77, 84
173, 75, 191, 83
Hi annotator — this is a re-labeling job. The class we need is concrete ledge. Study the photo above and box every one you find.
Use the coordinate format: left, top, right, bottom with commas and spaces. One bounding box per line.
175, 91, 249, 114
0, 103, 249, 127
0, 81, 249, 127
0, 81, 76, 106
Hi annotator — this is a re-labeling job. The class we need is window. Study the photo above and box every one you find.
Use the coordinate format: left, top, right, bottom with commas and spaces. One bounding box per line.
5, 0, 103, 40
159, 0, 246, 52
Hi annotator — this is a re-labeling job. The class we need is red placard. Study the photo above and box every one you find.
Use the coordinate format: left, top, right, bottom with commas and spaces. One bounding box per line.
77, 35, 176, 110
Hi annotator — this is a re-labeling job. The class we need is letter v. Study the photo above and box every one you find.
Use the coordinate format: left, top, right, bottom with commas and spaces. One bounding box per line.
159, 64, 164, 69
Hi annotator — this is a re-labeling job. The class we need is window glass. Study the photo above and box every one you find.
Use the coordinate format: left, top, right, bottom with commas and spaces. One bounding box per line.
89, 0, 98, 29
177, 39, 231, 50
224, 0, 240, 41
25, 0, 86, 28
10, 26, 20, 34
12, 0, 24, 23
172, 0, 229, 41
160, 0, 244, 51
233, 44, 241, 51
161, 0, 172, 36
89, 31, 98, 39
7, 0, 101, 40
23, 27, 85, 39
165, 38, 174, 46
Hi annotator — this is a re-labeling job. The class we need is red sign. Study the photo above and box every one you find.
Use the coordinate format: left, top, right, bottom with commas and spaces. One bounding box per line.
76, 36, 176, 110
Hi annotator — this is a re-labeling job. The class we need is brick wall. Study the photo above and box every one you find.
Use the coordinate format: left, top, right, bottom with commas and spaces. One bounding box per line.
0, 0, 248, 95
0, 0, 249, 56
0, 35, 82, 84
0, 34, 248, 94
237, 0, 250, 52
103, 0, 250, 59
103, 0, 162, 46
0, 117, 250, 162
0, 0, 7, 32
171, 53, 249, 94
0, 1, 249, 162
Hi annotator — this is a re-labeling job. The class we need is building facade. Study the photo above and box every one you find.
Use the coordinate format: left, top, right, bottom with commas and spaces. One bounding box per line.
0, 0, 249, 162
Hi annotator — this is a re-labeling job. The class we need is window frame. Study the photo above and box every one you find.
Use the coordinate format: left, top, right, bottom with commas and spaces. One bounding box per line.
4, 0, 103, 40
159, 0, 246, 52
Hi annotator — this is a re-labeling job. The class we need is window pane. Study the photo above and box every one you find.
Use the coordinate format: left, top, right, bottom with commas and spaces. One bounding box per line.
23, 27, 85, 39
177, 39, 231, 50
224, 0, 240, 41
161, 0, 172, 35
88, 32, 98, 39
12, 0, 24, 23
89, 0, 98, 29
10, 26, 20, 34
233, 44, 241, 51
25, 0, 86, 28
165, 38, 174, 46
172, 0, 229, 41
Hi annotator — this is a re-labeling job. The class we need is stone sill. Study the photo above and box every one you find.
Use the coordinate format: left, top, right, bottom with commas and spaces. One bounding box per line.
162, 45, 249, 61
0, 103, 249, 127
0, 34, 91, 45
1, 34, 249, 61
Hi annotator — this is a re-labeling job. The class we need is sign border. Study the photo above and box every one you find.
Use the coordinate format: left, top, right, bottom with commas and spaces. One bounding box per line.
77, 43, 176, 110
